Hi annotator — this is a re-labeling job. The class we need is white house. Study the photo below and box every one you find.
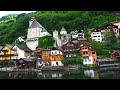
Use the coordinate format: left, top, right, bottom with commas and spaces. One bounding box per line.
11, 44, 32, 60
15, 36, 26, 42
26, 17, 51, 50
60, 27, 67, 35
50, 48, 63, 66
77, 30, 84, 38
83, 56, 93, 65
89, 29, 102, 42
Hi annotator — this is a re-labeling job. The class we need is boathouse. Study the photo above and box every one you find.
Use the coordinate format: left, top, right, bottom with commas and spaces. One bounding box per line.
16, 58, 36, 69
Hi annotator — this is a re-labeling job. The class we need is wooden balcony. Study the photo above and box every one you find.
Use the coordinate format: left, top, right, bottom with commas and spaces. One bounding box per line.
0, 54, 14, 57
63, 50, 79, 54
1, 49, 8, 52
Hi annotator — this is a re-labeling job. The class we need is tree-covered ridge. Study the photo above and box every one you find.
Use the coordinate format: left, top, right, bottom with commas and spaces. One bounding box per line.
0, 11, 120, 46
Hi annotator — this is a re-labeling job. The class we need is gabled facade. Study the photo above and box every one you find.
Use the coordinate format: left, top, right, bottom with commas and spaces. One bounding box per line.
80, 44, 97, 65
61, 41, 79, 58
0, 44, 13, 60
11, 44, 32, 60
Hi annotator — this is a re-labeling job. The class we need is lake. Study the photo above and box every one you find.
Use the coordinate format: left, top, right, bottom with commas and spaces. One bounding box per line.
0, 66, 120, 79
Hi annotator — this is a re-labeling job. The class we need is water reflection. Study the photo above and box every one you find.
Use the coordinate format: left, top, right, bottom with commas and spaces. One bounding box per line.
0, 66, 120, 79
84, 69, 99, 79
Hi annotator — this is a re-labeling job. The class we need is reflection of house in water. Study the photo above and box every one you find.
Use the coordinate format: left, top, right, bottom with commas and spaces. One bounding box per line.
36, 71, 62, 79
84, 69, 99, 79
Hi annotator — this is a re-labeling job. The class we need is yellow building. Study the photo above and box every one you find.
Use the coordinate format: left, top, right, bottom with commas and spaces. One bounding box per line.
0, 44, 13, 60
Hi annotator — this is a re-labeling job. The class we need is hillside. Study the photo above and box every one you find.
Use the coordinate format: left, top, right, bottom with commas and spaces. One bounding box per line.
0, 11, 120, 46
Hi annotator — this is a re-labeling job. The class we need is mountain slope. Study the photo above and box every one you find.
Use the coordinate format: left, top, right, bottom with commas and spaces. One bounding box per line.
0, 11, 120, 46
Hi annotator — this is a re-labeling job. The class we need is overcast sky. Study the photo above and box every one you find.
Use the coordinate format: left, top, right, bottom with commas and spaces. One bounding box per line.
0, 11, 36, 18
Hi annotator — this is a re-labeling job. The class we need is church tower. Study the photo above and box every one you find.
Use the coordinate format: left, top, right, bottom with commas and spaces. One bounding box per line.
26, 17, 51, 50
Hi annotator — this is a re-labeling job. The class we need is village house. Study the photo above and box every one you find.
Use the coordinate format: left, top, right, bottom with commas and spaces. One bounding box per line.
50, 47, 63, 66
102, 23, 119, 38
0, 44, 13, 61
61, 41, 80, 58
77, 30, 84, 38
26, 17, 51, 51
15, 36, 26, 42
71, 31, 78, 41
111, 20, 120, 29
80, 44, 97, 65
16, 58, 36, 69
89, 29, 102, 42
11, 44, 32, 60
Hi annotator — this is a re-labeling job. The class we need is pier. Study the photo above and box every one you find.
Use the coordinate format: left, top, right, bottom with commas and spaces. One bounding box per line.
97, 58, 120, 67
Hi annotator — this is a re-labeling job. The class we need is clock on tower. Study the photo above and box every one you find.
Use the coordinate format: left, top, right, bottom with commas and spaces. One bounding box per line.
31, 28, 36, 37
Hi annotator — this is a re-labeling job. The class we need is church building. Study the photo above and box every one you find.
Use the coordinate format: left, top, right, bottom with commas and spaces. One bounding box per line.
26, 17, 51, 50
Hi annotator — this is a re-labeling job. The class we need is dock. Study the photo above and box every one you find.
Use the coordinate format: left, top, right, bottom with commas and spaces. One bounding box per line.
97, 58, 120, 67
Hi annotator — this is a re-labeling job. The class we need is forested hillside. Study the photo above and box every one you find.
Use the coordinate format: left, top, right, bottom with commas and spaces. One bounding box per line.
0, 11, 119, 46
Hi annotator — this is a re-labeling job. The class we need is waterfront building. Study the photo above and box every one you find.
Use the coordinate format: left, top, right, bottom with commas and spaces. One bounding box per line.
0, 44, 13, 60
11, 44, 32, 60
50, 47, 63, 66
16, 58, 36, 69
80, 44, 97, 65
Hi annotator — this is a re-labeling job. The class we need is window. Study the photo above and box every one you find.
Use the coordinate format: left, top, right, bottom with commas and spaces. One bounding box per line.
83, 52, 85, 55
94, 59, 96, 61
43, 56, 48, 58
89, 59, 91, 62
66, 55, 68, 57
86, 52, 88, 54
92, 52, 95, 54
19, 60, 23, 63
85, 59, 87, 62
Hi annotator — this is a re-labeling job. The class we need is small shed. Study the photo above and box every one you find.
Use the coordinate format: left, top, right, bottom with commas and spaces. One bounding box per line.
16, 58, 36, 69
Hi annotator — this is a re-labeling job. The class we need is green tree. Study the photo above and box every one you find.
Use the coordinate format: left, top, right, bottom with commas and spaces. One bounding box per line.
102, 30, 117, 49
37, 35, 55, 49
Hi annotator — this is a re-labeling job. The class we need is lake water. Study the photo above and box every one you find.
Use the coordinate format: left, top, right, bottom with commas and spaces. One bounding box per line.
0, 66, 120, 79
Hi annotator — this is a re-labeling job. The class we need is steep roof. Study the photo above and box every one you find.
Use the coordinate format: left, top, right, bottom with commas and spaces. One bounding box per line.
29, 17, 44, 28
16, 44, 32, 52
60, 27, 66, 32
6, 44, 13, 49
0, 46, 3, 50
